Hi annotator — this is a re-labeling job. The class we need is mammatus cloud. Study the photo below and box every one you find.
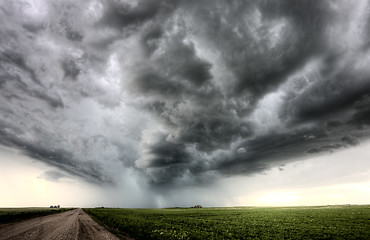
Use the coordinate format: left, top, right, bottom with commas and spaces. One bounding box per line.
1, 0, 370, 187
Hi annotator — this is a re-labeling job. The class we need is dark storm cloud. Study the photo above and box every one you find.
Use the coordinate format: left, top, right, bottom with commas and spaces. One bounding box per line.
0, 123, 113, 184
98, 0, 178, 29
282, 56, 370, 124
0, 51, 64, 108
132, 33, 214, 98
130, 0, 370, 185
61, 58, 81, 81
0, 50, 42, 86
140, 26, 163, 56
350, 94, 370, 125
173, 114, 251, 152
145, 141, 191, 168
1, 0, 370, 187
32, 91, 64, 108
39, 170, 66, 182
181, 0, 328, 104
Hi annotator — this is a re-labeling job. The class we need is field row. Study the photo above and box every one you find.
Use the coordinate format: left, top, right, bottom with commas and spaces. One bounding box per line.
84, 205, 370, 240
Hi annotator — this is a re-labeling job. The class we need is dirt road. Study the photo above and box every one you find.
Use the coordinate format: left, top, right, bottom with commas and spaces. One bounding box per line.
0, 209, 120, 240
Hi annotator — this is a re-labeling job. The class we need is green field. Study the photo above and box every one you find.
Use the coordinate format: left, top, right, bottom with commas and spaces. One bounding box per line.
84, 205, 370, 240
0, 207, 74, 224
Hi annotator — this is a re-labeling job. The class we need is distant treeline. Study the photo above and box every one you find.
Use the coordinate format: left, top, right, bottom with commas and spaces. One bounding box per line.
0, 208, 74, 224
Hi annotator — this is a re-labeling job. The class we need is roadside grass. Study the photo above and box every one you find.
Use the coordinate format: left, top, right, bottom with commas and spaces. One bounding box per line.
0, 207, 74, 224
84, 205, 370, 240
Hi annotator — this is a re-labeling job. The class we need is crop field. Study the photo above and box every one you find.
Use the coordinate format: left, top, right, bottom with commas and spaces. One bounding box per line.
84, 205, 370, 240
0, 207, 74, 224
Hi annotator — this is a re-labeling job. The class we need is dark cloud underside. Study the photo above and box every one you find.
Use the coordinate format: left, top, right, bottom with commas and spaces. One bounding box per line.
1, 0, 370, 187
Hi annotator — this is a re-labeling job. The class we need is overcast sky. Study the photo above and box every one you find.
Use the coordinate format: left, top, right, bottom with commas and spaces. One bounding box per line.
1, 0, 370, 207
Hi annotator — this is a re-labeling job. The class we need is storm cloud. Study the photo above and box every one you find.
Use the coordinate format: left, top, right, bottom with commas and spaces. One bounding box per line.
1, 0, 370, 188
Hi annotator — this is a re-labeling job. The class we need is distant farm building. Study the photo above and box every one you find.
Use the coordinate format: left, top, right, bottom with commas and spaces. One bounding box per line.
191, 205, 203, 208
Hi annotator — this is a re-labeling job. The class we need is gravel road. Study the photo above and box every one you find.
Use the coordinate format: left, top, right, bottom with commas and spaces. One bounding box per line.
0, 209, 119, 240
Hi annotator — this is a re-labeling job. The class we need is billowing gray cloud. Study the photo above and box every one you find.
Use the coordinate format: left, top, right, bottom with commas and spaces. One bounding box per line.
38, 170, 67, 182
98, 0, 179, 29
1, 0, 370, 188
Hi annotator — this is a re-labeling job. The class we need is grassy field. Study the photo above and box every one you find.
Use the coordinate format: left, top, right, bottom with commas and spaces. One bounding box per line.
84, 205, 370, 240
0, 207, 74, 224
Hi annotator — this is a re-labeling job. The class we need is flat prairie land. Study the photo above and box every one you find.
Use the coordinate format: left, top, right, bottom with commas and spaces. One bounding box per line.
0, 207, 74, 224
0, 208, 118, 240
84, 205, 370, 240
